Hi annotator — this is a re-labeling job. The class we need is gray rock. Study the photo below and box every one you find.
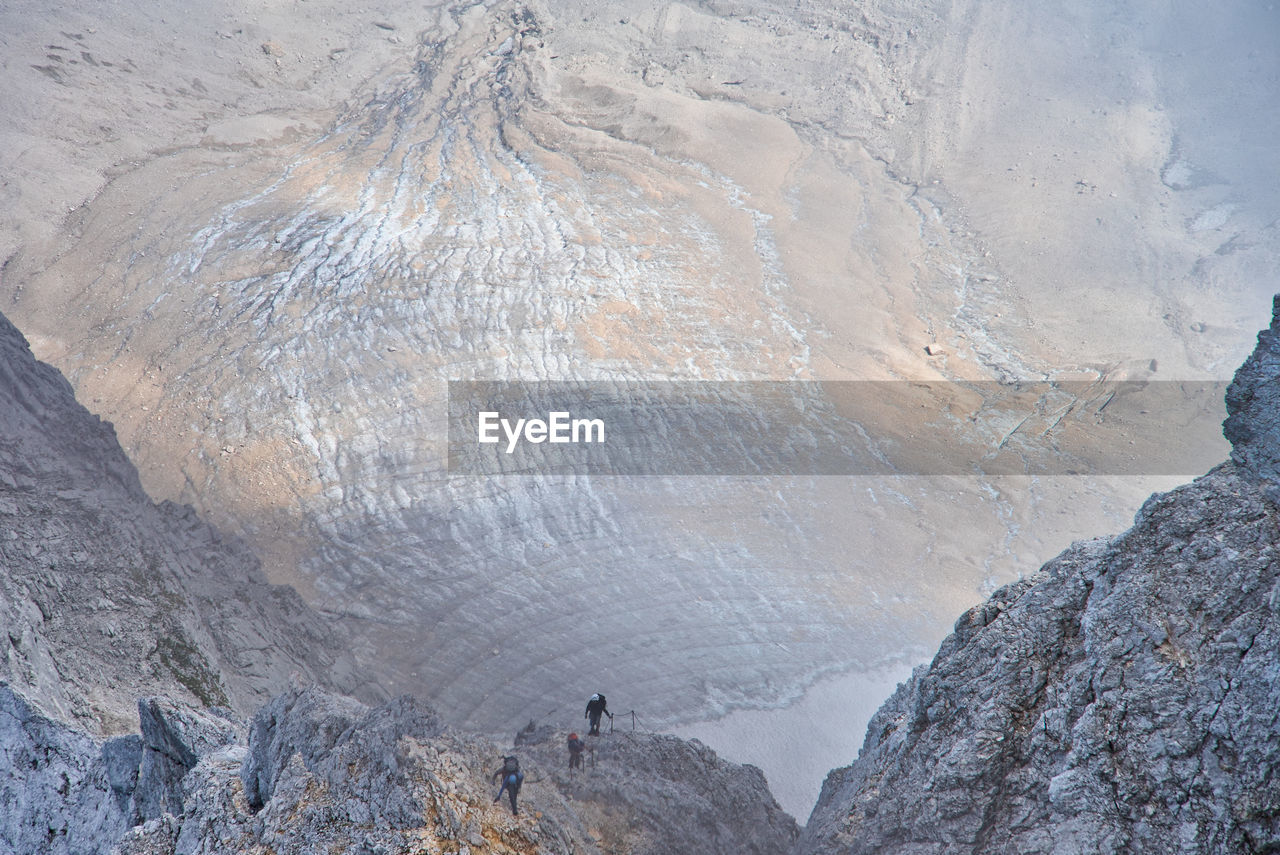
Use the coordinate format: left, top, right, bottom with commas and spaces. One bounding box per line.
0, 309, 380, 736
797, 464, 1280, 854
101, 736, 143, 814
111, 686, 797, 855
121, 688, 594, 855
0, 305, 382, 851
134, 699, 239, 823
240, 686, 366, 810
518, 725, 800, 855
797, 299, 1280, 854
0, 684, 127, 855
1225, 293, 1280, 492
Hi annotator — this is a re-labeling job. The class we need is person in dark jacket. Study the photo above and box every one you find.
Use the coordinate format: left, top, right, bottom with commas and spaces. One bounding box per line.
585, 693, 612, 735
568, 732, 585, 770
492, 756, 524, 815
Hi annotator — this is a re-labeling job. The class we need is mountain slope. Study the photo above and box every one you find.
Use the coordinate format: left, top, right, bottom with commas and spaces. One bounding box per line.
0, 308, 376, 733
798, 298, 1280, 853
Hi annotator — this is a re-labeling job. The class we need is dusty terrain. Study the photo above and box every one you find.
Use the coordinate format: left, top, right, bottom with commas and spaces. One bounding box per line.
2, 0, 1276, 815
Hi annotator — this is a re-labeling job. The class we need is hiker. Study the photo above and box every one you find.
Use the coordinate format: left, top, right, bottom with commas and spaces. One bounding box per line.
491, 755, 524, 815
585, 693, 612, 735
568, 732, 585, 770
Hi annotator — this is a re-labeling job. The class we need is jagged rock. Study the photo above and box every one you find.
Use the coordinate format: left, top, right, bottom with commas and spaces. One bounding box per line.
240, 687, 443, 826
101, 736, 143, 815
109, 686, 798, 855
0, 309, 380, 733
113, 815, 179, 855
240, 686, 366, 810
797, 300, 1280, 854
518, 725, 800, 855
0, 307, 386, 851
0, 685, 126, 855
797, 465, 1280, 854
1225, 293, 1280, 491
134, 699, 240, 822
118, 688, 597, 855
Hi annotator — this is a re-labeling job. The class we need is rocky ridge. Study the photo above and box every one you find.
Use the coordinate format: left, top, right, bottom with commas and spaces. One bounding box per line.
515, 721, 798, 854
0, 310, 374, 734
797, 297, 1280, 853
112, 688, 799, 855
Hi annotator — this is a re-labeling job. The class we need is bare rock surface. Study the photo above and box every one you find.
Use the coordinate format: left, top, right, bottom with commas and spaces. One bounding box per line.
134, 699, 241, 824
1225, 294, 1280, 491
517, 722, 799, 855
0, 685, 127, 855
797, 302, 1280, 852
0, 309, 375, 734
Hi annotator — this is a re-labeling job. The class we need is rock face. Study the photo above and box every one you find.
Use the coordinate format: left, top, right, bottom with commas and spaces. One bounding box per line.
1225, 293, 1280, 491
0, 309, 376, 850
133, 700, 240, 824
0, 310, 375, 734
0, 685, 128, 855
516, 723, 799, 855
798, 302, 1280, 853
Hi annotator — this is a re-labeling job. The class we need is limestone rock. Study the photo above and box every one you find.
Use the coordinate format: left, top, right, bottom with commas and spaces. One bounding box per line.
134, 699, 240, 823
0, 685, 126, 855
118, 689, 595, 855
0, 309, 379, 734
1225, 293, 1280, 489
797, 463, 1280, 854
240, 686, 367, 810
797, 299, 1280, 853
518, 725, 800, 855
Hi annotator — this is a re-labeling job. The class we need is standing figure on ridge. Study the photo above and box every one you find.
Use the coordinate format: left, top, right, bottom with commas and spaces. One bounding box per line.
585, 693, 612, 735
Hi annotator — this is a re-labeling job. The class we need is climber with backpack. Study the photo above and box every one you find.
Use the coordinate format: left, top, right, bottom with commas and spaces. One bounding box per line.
491, 755, 524, 815
585, 693, 612, 736
567, 732, 585, 770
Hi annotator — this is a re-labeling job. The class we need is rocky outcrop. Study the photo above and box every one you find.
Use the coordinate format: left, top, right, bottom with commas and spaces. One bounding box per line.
133, 700, 240, 824
0, 310, 386, 849
112, 687, 795, 855
798, 300, 1280, 854
0, 309, 376, 734
0, 685, 128, 855
0, 687, 246, 855
516, 723, 800, 855
1, 674, 796, 855
1225, 294, 1280, 492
